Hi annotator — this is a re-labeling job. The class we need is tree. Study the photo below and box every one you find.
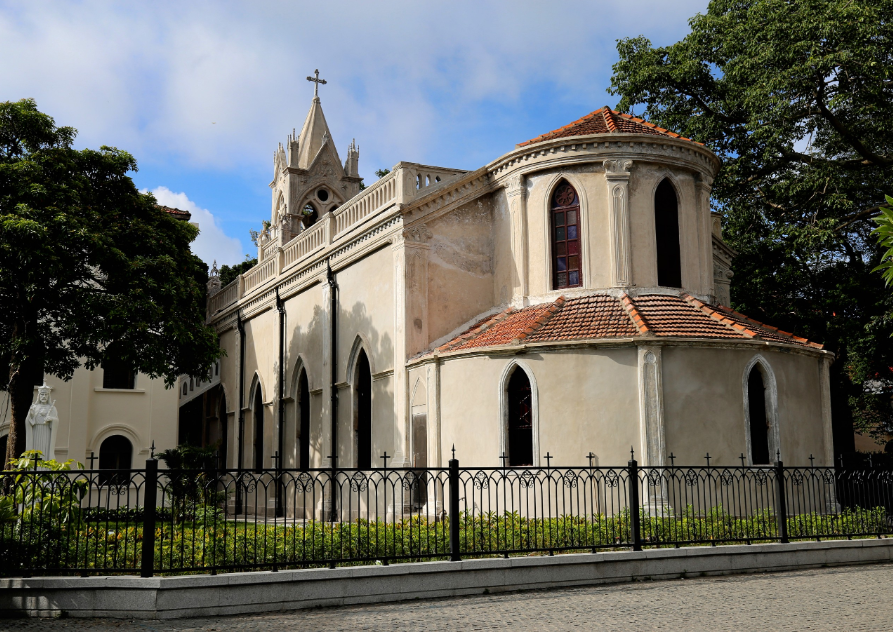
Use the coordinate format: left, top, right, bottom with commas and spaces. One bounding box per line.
218, 255, 257, 287
609, 0, 893, 449
0, 99, 221, 466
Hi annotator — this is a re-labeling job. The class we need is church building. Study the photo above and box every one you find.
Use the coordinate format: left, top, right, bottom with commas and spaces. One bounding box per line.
199, 78, 836, 486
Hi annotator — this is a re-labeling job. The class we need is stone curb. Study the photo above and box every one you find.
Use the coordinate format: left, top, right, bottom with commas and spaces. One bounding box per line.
2, 539, 891, 619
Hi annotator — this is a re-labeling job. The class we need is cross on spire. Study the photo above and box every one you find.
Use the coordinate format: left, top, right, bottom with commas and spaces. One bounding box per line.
307, 69, 327, 98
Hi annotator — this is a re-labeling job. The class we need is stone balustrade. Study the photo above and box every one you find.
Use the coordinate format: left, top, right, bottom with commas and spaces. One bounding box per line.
282, 215, 328, 270
211, 163, 466, 318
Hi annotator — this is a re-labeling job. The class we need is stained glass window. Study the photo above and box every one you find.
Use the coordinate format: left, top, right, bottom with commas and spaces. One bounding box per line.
551, 182, 582, 289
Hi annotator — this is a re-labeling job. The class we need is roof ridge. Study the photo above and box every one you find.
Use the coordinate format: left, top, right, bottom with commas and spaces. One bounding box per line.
436, 308, 514, 352
602, 106, 617, 133
681, 293, 760, 339
614, 110, 687, 141
620, 293, 651, 335
717, 305, 824, 350
512, 297, 566, 344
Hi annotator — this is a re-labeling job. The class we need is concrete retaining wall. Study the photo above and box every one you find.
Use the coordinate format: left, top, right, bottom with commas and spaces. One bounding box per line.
3, 539, 892, 619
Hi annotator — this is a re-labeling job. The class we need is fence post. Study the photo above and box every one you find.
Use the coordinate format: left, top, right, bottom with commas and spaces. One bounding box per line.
141, 458, 158, 578
775, 459, 789, 544
628, 458, 642, 552
449, 456, 461, 561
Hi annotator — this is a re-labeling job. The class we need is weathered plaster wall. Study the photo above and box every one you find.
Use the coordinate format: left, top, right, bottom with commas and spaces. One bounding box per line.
426, 198, 495, 344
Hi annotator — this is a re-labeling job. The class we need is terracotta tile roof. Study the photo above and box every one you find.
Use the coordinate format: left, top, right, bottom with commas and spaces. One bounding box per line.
158, 205, 192, 221
633, 294, 743, 339
518, 106, 699, 147
527, 295, 637, 342
421, 292, 822, 357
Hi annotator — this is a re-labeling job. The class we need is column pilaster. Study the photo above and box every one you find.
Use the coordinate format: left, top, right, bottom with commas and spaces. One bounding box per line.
604, 160, 633, 288
505, 175, 529, 302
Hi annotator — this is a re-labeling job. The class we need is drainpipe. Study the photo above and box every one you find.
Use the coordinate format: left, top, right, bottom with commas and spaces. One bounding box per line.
236, 312, 245, 515
327, 259, 338, 522
275, 288, 285, 517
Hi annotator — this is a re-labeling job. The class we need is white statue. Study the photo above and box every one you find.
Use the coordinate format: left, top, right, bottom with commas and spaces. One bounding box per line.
25, 382, 59, 462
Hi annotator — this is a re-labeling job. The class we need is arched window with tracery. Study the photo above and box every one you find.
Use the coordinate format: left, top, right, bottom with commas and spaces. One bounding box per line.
551, 182, 582, 290
655, 179, 682, 288
507, 368, 534, 466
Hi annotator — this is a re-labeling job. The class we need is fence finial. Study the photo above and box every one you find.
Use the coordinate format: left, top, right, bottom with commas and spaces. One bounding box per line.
586, 452, 595, 468
739, 453, 746, 468
380, 451, 390, 469
630, 446, 635, 461
668, 452, 676, 467
452, 444, 456, 460
150, 440, 155, 459
705, 452, 711, 467
499, 453, 508, 468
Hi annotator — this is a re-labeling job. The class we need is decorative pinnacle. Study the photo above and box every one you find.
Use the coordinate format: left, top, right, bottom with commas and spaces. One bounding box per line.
452, 444, 456, 460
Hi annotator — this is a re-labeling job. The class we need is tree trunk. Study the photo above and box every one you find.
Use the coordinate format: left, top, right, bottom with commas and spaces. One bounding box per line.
5, 319, 42, 469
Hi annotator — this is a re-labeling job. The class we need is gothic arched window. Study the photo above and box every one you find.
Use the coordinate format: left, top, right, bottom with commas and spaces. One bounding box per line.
301, 203, 318, 230
655, 179, 682, 288
507, 368, 534, 467
297, 369, 310, 470
355, 351, 372, 469
747, 367, 771, 464
253, 385, 264, 472
99, 435, 132, 485
551, 182, 582, 290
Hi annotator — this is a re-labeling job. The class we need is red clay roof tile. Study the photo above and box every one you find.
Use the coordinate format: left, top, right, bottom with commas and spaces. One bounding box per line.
421, 293, 822, 357
518, 106, 699, 147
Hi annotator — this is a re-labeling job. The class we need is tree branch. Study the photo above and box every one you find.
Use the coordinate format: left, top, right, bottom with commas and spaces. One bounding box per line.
834, 205, 884, 233
815, 82, 892, 167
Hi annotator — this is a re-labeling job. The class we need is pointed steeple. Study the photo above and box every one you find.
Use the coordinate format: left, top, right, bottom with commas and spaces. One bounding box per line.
296, 96, 335, 170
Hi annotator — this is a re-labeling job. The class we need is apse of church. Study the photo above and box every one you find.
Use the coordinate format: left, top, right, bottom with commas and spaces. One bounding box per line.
199, 77, 834, 510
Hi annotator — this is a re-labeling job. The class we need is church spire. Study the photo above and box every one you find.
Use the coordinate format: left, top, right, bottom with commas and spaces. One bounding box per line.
295, 87, 335, 169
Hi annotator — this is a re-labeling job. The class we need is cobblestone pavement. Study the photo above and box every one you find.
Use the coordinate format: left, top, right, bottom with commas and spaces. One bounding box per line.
5, 564, 893, 632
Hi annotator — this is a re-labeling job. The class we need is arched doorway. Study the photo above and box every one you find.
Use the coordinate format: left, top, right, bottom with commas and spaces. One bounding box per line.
355, 350, 372, 470
99, 435, 133, 485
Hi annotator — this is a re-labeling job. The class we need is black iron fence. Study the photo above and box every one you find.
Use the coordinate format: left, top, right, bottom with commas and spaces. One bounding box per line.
1, 455, 892, 577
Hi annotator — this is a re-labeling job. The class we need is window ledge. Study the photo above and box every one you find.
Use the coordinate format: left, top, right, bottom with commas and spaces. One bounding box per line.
94, 388, 146, 393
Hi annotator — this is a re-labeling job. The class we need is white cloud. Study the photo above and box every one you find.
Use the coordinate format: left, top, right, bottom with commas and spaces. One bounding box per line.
0, 0, 708, 180
148, 186, 245, 268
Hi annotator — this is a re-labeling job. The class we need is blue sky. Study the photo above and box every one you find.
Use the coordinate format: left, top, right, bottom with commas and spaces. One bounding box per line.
1, 0, 708, 267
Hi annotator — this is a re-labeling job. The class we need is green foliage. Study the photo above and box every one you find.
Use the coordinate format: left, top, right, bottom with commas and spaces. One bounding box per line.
0, 450, 88, 573
359, 168, 391, 191
872, 196, 893, 286
0, 98, 221, 462
157, 444, 222, 523
218, 254, 257, 288
2, 501, 889, 576
609, 0, 893, 442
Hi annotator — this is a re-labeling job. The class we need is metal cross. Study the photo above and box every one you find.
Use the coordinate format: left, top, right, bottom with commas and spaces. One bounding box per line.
150, 441, 155, 459
380, 451, 390, 469
87, 451, 98, 470
452, 444, 456, 461
705, 452, 711, 467
306, 69, 327, 97
739, 453, 746, 468
543, 452, 553, 468
586, 452, 596, 469
629, 446, 635, 461
776, 449, 781, 463
809, 454, 815, 469
668, 452, 676, 468
272, 451, 280, 470
499, 453, 508, 469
